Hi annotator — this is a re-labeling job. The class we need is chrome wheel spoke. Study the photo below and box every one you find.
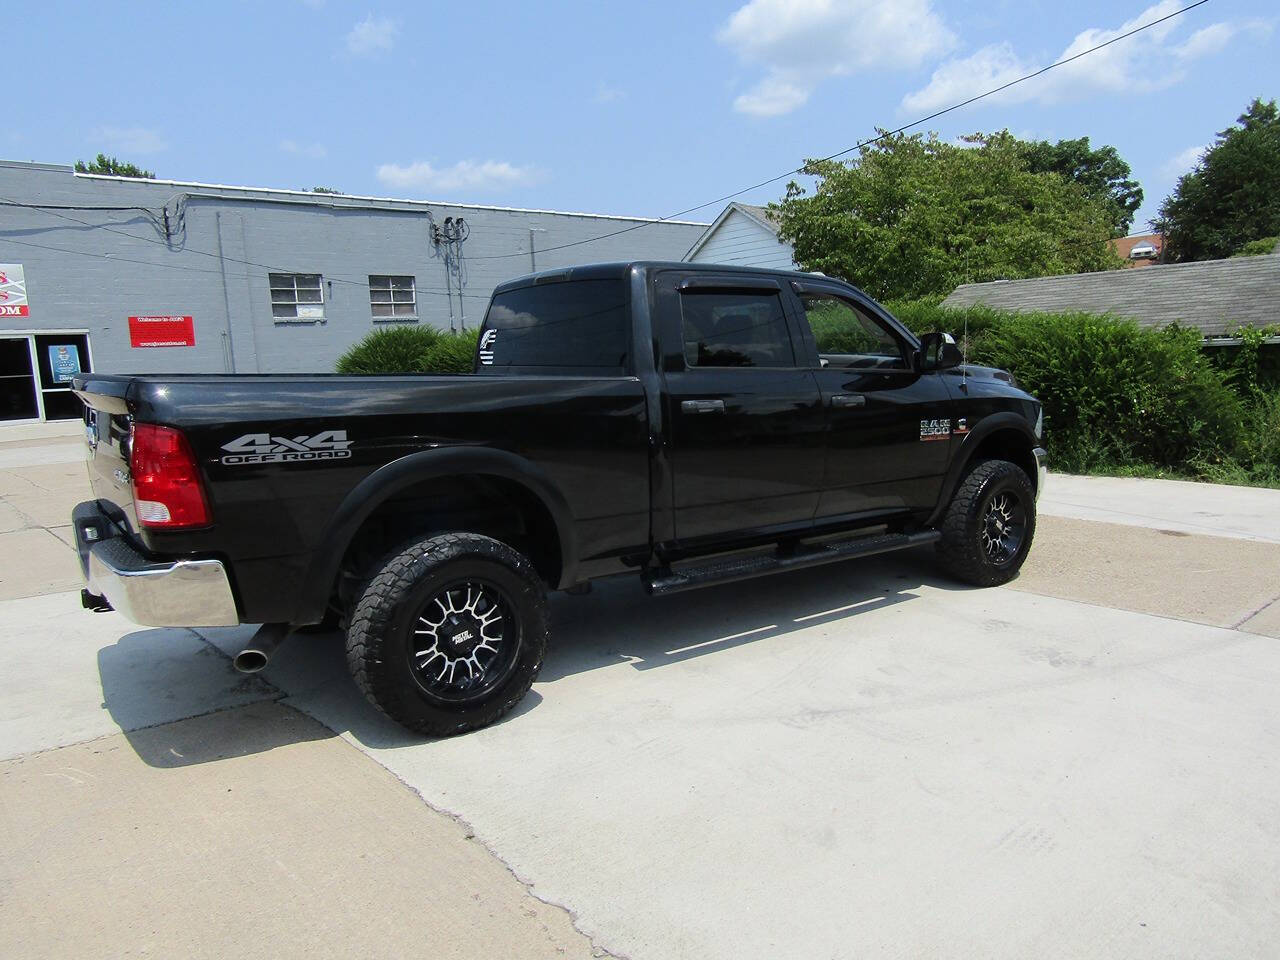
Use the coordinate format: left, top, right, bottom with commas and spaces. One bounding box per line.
407, 579, 518, 703
981, 489, 1026, 565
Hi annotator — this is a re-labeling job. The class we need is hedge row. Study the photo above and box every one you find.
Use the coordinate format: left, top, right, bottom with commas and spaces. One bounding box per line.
335, 326, 479, 375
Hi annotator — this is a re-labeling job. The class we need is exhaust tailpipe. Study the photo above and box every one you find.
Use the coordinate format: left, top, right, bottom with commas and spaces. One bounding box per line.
233, 622, 290, 674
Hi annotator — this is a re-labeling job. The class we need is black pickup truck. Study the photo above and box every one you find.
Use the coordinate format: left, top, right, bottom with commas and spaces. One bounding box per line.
72, 261, 1046, 736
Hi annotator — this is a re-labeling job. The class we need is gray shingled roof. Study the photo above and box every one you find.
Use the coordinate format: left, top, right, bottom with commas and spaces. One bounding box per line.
733, 203, 780, 234
942, 254, 1280, 337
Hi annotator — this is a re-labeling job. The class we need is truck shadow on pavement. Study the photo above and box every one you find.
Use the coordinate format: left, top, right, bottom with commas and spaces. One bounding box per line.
96, 628, 331, 767
538, 548, 939, 682
99, 548, 974, 763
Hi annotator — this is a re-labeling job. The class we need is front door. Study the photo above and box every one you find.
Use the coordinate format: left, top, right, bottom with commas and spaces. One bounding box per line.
33, 333, 91, 420
656, 274, 826, 545
796, 290, 953, 517
0, 337, 39, 422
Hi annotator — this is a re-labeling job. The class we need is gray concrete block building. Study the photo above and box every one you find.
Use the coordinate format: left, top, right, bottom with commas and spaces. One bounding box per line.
0, 159, 707, 422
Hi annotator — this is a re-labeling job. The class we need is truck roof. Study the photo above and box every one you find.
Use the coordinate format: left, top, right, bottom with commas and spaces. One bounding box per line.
491, 261, 830, 295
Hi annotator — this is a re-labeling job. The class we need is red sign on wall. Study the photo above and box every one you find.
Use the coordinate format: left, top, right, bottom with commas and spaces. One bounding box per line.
128, 315, 195, 348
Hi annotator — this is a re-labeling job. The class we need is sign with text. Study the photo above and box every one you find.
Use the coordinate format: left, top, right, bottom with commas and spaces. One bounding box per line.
0, 264, 29, 317
129, 315, 195, 348
48, 344, 81, 383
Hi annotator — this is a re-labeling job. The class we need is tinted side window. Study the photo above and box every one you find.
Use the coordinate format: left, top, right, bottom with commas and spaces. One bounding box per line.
679, 291, 795, 368
801, 295, 906, 370
478, 279, 629, 374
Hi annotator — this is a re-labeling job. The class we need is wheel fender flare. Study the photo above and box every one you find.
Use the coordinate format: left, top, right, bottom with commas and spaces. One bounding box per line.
294, 447, 577, 624
927, 413, 1040, 528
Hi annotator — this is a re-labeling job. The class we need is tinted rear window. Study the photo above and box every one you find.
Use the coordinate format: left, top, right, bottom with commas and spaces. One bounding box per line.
477, 279, 629, 374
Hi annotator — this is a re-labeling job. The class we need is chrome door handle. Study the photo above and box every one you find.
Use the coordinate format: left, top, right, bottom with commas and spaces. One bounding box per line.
830, 394, 866, 408
681, 399, 726, 414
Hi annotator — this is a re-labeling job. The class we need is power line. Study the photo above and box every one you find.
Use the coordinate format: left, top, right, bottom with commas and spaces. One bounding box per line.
0, 200, 163, 212
464, 0, 1211, 261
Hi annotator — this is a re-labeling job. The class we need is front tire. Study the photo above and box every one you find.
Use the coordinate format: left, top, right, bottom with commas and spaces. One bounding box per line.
936, 459, 1036, 587
346, 533, 548, 736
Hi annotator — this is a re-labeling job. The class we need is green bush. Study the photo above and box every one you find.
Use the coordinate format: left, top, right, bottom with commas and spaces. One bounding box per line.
1232, 236, 1279, 257
882, 298, 1008, 341
336, 325, 442, 374
1195, 388, 1280, 487
335, 325, 478, 374
419, 328, 480, 373
967, 314, 1242, 472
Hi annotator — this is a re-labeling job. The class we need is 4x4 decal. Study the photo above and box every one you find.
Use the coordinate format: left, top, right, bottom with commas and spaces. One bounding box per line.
221, 430, 352, 465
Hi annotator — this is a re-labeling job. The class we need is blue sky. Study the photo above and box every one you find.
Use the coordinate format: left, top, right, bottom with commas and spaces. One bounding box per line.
3, 0, 1277, 233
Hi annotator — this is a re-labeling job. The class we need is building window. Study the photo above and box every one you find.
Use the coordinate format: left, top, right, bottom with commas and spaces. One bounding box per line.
369, 275, 417, 319
269, 273, 325, 321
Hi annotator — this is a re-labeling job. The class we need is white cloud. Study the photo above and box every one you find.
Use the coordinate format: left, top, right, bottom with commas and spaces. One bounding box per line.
375, 159, 538, 194
902, 2, 1257, 114
593, 85, 625, 104
719, 0, 954, 117
1172, 22, 1238, 59
1161, 143, 1209, 179
91, 126, 167, 154
345, 14, 397, 57
279, 139, 327, 159
734, 75, 809, 117
902, 42, 1029, 114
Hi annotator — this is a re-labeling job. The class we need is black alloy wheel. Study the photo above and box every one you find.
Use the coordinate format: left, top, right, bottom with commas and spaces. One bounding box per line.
979, 490, 1027, 566
346, 533, 548, 736
936, 458, 1037, 587
408, 579, 520, 704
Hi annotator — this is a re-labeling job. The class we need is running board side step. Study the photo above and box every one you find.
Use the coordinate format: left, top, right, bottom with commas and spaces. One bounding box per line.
644, 530, 941, 596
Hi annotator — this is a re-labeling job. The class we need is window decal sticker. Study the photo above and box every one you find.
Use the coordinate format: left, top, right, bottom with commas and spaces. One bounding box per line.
478, 329, 497, 365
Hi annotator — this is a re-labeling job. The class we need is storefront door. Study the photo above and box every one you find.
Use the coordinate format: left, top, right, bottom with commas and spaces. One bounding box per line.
0, 337, 39, 422
0, 333, 92, 422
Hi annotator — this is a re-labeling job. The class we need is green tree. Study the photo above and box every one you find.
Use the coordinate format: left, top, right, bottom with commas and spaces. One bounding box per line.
312, 186, 342, 194
1157, 98, 1280, 262
1018, 137, 1142, 237
773, 131, 1121, 303
73, 153, 154, 178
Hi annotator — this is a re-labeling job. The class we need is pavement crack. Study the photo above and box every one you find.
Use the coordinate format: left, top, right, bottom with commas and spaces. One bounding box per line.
1231, 591, 1280, 631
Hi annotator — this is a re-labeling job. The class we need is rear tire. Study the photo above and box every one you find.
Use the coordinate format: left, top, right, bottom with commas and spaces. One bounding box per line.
936, 459, 1036, 587
346, 533, 548, 736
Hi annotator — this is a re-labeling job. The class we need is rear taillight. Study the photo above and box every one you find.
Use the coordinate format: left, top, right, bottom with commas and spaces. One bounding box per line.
129, 423, 212, 529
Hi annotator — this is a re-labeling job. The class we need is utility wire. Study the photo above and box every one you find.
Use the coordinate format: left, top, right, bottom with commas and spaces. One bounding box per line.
463, 0, 1211, 261
0, 200, 165, 212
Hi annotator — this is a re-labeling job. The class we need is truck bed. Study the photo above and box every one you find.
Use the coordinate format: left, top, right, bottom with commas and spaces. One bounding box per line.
74, 371, 651, 623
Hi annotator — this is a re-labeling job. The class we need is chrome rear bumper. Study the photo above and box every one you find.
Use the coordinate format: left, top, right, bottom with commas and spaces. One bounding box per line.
73, 501, 239, 627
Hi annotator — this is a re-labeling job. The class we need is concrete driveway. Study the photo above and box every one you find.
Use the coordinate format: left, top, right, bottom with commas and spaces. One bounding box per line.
2, 429, 1278, 960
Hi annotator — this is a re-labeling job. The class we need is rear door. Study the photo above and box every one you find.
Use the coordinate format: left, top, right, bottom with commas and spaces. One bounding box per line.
791, 282, 953, 517
654, 272, 825, 544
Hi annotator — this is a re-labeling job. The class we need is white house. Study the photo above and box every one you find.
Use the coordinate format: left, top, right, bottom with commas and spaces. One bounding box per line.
684, 202, 797, 270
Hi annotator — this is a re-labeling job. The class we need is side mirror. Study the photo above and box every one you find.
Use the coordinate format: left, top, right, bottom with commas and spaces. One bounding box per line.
918, 331, 963, 371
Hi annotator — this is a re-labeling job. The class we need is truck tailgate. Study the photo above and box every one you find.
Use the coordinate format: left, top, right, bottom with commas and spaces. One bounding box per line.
73, 374, 139, 531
